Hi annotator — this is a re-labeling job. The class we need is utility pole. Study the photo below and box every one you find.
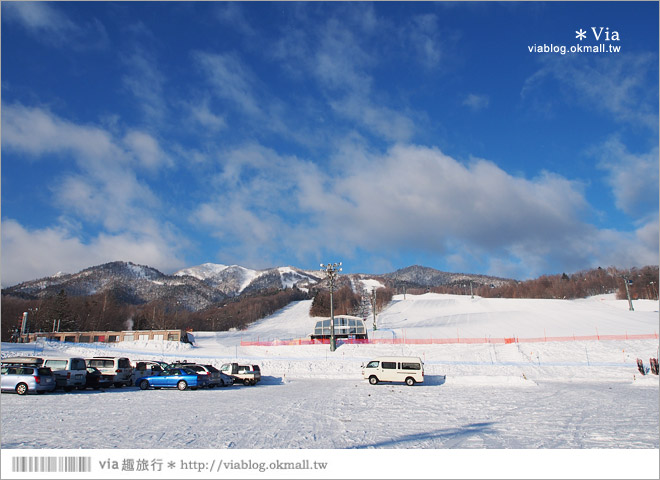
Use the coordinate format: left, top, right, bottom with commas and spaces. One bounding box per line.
371, 287, 377, 331
321, 262, 342, 352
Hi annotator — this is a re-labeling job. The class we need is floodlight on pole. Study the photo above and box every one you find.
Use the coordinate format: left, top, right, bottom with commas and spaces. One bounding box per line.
320, 262, 342, 351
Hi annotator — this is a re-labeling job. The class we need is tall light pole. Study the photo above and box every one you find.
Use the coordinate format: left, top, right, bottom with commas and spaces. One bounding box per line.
622, 275, 634, 311
321, 262, 342, 352
371, 287, 377, 331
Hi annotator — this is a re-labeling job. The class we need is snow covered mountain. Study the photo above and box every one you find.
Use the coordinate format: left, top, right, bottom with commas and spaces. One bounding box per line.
382, 265, 511, 289
173, 263, 323, 297
2, 261, 511, 312
2, 261, 227, 311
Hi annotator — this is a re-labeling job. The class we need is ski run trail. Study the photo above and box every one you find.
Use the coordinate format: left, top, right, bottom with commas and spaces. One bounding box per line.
1, 293, 658, 479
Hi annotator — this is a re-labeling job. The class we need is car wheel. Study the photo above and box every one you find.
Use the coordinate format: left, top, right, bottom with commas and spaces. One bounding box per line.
177, 380, 188, 391
139, 380, 150, 390
16, 383, 28, 395
369, 376, 378, 385
243, 379, 251, 386
405, 377, 415, 386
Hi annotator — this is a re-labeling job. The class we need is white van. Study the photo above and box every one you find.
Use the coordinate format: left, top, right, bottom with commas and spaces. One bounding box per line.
86, 357, 133, 387
362, 356, 424, 386
42, 357, 88, 391
130, 360, 165, 385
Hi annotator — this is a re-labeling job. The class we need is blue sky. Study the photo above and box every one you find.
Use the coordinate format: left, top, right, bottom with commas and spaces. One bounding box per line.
1, 1, 658, 287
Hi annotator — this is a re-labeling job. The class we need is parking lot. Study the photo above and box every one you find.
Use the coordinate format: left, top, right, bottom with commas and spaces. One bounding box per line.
2, 376, 658, 450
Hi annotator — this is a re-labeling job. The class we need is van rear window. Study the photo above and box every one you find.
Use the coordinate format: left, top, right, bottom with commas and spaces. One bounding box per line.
71, 359, 86, 370
44, 360, 68, 370
118, 359, 131, 368
89, 359, 114, 368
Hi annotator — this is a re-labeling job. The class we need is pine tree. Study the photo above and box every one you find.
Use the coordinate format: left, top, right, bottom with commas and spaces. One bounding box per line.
52, 289, 77, 332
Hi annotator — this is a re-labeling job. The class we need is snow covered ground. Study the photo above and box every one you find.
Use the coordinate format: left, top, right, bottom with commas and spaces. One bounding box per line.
1, 293, 659, 479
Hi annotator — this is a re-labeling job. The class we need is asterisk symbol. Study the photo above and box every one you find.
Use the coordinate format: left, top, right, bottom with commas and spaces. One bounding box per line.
167, 461, 176, 469
575, 29, 587, 40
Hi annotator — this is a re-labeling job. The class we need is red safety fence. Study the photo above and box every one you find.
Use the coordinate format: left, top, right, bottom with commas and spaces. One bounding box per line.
240, 332, 659, 347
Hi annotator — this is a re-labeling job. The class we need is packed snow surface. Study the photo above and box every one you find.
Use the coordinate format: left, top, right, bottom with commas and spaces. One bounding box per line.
2, 294, 658, 460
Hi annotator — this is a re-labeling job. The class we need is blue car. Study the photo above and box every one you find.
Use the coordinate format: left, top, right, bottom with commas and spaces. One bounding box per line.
136, 368, 209, 391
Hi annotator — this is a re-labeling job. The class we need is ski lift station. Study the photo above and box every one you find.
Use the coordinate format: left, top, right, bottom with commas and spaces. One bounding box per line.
310, 315, 368, 340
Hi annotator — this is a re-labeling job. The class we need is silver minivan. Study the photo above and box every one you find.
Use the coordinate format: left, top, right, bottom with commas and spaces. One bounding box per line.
42, 357, 88, 391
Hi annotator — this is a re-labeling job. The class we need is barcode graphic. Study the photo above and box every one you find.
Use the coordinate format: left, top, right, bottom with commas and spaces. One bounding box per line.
12, 456, 92, 473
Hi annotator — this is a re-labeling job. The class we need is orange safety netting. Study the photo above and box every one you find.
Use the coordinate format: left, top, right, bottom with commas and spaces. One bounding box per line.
240, 332, 658, 347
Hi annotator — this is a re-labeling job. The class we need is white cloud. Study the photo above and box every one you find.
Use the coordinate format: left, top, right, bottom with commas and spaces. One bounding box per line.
2, 105, 167, 232
1, 103, 185, 285
463, 94, 490, 111
187, 100, 227, 132
1, 103, 118, 161
522, 54, 658, 129
193, 51, 263, 117
0, 219, 186, 288
121, 47, 168, 123
2, 2, 78, 36
595, 138, 659, 218
123, 131, 173, 170
2, 2, 108, 49
407, 14, 443, 68
191, 141, 657, 278
214, 3, 256, 37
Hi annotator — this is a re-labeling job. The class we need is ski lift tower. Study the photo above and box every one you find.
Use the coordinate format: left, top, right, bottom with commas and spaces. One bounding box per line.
321, 262, 342, 352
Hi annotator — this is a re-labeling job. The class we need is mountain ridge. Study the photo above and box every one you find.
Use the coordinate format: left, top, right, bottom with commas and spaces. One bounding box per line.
2, 260, 512, 311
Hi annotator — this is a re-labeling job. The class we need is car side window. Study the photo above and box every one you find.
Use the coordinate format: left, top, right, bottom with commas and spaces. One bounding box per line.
402, 362, 421, 370
382, 362, 396, 369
